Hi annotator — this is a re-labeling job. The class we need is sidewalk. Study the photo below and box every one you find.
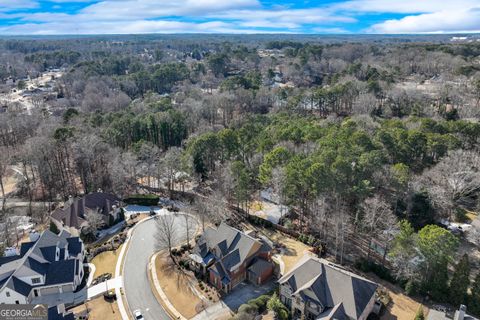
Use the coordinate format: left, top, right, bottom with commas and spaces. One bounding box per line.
87, 276, 123, 299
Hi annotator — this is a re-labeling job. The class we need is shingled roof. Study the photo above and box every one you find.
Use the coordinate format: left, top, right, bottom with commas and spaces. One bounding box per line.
0, 230, 83, 300
51, 192, 120, 229
192, 222, 262, 273
278, 256, 378, 319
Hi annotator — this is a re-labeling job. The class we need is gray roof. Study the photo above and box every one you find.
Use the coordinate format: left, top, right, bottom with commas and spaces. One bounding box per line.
0, 230, 83, 299
317, 303, 347, 320
247, 258, 273, 277
51, 192, 120, 229
193, 222, 262, 273
278, 256, 378, 319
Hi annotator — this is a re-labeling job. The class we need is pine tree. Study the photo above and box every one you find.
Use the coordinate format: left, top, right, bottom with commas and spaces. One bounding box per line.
449, 254, 470, 306
469, 272, 480, 317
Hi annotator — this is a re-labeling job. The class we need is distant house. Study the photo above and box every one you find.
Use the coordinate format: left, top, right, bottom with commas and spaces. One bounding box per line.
278, 255, 378, 320
189, 222, 274, 293
51, 192, 121, 235
0, 230, 84, 306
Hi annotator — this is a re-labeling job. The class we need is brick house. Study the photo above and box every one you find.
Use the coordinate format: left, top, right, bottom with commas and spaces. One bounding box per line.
278, 255, 378, 320
189, 222, 274, 293
51, 192, 121, 236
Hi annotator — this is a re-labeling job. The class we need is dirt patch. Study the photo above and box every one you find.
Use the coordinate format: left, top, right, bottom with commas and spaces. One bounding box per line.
2, 168, 20, 195
262, 228, 312, 273
91, 245, 123, 278
155, 253, 204, 319
70, 296, 120, 320
375, 279, 425, 320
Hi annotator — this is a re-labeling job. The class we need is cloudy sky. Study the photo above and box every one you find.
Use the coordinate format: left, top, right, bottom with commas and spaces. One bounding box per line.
0, 0, 479, 35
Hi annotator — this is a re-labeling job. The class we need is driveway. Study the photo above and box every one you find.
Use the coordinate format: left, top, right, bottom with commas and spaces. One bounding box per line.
123, 211, 196, 320
192, 281, 277, 320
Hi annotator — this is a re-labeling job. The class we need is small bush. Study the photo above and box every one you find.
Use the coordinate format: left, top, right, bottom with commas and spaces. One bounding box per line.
238, 303, 257, 315
415, 306, 425, 320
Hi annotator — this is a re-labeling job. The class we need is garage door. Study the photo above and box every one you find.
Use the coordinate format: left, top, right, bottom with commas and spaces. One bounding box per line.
40, 287, 61, 295
62, 285, 73, 293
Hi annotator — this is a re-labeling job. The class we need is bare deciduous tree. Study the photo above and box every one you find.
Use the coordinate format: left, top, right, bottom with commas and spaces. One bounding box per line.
155, 214, 178, 262
418, 150, 480, 219
0, 147, 11, 215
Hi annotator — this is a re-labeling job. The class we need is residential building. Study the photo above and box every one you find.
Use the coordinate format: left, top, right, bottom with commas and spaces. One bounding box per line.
278, 255, 378, 320
189, 222, 274, 293
0, 230, 84, 306
51, 192, 121, 235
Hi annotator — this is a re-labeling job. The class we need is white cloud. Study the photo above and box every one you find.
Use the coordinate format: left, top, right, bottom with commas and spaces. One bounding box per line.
337, 0, 480, 14
369, 8, 480, 33
0, 0, 37, 11
211, 8, 356, 24
80, 0, 260, 21
1, 0, 479, 34
312, 27, 349, 33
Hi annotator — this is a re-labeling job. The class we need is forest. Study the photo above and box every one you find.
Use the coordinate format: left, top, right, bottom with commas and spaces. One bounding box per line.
0, 34, 480, 314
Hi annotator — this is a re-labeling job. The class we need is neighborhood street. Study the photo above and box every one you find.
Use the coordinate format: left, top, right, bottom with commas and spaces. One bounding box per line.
123, 212, 196, 320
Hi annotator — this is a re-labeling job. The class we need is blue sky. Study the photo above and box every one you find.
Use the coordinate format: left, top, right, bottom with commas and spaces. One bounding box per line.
0, 0, 479, 34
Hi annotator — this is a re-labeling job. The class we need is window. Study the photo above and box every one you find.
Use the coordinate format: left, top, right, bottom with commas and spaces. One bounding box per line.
5, 291, 10, 297
31, 277, 41, 284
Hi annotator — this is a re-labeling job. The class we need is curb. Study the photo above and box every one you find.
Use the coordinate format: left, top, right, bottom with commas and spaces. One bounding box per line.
148, 252, 187, 320
115, 215, 156, 320
116, 211, 200, 320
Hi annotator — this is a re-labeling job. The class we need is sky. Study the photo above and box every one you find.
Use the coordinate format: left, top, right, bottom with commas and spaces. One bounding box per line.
0, 0, 479, 35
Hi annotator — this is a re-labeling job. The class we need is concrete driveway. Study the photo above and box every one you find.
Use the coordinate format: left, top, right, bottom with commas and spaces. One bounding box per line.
123, 211, 196, 320
192, 281, 277, 320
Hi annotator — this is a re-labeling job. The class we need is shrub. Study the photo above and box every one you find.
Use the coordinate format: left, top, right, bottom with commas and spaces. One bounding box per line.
238, 303, 257, 315
248, 295, 270, 312
455, 208, 468, 222
415, 306, 425, 320
124, 194, 159, 206
49, 222, 59, 234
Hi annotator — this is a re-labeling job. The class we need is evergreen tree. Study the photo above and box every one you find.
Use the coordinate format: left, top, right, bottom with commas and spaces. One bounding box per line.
449, 254, 470, 306
469, 273, 480, 317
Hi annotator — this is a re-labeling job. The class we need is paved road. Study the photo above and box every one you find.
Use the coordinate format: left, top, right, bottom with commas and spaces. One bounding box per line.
123, 211, 196, 320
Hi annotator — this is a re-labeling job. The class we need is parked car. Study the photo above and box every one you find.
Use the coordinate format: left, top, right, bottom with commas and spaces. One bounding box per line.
133, 310, 144, 320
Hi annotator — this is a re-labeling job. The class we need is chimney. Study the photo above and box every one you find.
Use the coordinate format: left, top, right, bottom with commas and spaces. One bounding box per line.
454, 305, 467, 320
67, 195, 74, 206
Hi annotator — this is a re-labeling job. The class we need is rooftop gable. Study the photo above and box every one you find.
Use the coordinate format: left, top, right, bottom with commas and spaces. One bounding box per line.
279, 255, 377, 319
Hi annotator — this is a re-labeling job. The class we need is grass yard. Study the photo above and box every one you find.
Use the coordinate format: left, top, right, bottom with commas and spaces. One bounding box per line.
261, 228, 313, 273
91, 245, 123, 278
155, 253, 203, 319
376, 279, 424, 320
70, 296, 121, 320
87, 297, 121, 320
